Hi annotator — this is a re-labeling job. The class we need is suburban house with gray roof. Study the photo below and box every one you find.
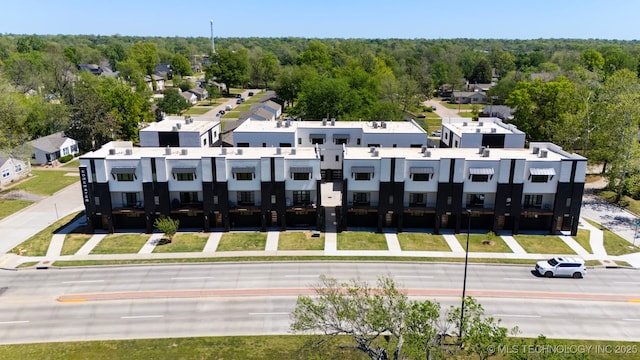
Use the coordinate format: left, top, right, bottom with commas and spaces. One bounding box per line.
0, 157, 30, 188
30, 132, 79, 165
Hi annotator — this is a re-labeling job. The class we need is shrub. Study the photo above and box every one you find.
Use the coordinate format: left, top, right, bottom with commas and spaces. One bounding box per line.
59, 154, 74, 163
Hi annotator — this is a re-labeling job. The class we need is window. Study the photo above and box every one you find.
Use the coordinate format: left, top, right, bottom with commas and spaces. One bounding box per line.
506, 197, 512, 207
238, 191, 254, 206
354, 172, 372, 180
524, 194, 543, 208
237, 142, 249, 147
176, 173, 194, 181
203, 138, 207, 146
2, 169, 10, 178
71, 144, 79, 153
353, 192, 369, 205
471, 174, 489, 182
444, 132, 448, 140
320, 155, 324, 161
94, 196, 100, 206
466, 194, 485, 207
334, 138, 348, 145
154, 196, 160, 206
410, 193, 425, 206
413, 174, 430, 181
311, 137, 324, 145
298, 138, 302, 145
271, 195, 277, 204
357, 138, 361, 145
213, 195, 218, 205
531, 175, 549, 183
335, 155, 339, 162
124, 193, 138, 207
447, 196, 452, 205
293, 172, 310, 180
180, 192, 198, 204
293, 190, 311, 205
116, 173, 135, 181
566, 198, 572, 207
62, 147, 69, 156
236, 172, 253, 180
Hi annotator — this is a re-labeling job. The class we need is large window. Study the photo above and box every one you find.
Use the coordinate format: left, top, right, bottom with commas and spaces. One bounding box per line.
116, 173, 135, 181
352, 166, 374, 181
238, 191, 255, 206
353, 192, 370, 206
293, 172, 310, 180
409, 193, 425, 206
466, 194, 485, 207
471, 174, 489, 182
293, 191, 311, 205
236, 172, 253, 180
354, 172, 371, 180
531, 175, 550, 183
180, 192, 198, 204
124, 193, 138, 207
413, 174, 430, 181
176, 173, 194, 181
524, 194, 543, 208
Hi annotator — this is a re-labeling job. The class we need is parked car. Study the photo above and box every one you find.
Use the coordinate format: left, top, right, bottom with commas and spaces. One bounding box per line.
248, 91, 254, 96
431, 105, 437, 110
430, 130, 441, 137
535, 257, 586, 278
235, 94, 242, 98
236, 99, 242, 104
416, 113, 426, 118
225, 105, 232, 111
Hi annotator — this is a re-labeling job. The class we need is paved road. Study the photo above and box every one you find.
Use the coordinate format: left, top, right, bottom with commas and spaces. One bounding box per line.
423, 99, 467, 120
0, 262, 638, 344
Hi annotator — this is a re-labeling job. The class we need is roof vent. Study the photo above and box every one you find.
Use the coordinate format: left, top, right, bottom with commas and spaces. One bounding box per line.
423, 150, 431, 157
491, 128, 497, 133
165, 146, 171, 155
172, 126, 178, 131
539, 149, 548, 158
275, 147, 281, 155
221, 147, 227, 155
285, 120, 291, 127
370, 146, 376, 153
331, 118, 336, 126
181, 148, 188, 155
108, 148, 116, 155
373, 150, 379, 157
125, 148, 133, 155
237, 148, 243, 155
290, 148, 296, 155
421, 146, 427, 153
478, 122, 484, 126
176, 123, 182, 129
322, 118, 327, 126
276, 121, 282, 128
463, 122, 468, 126
478, 146, 485, 154
372, 121, 378, 128
476, 128, 481, 133
381, 121, 387, 129
532, 147, 540, 154
482, 149, 490, 157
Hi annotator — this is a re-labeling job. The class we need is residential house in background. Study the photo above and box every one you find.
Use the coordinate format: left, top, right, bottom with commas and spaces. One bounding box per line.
0, 157, 30, 188
139, 116, 221, 148
451, 91, 488, 104
187, 87, 209, 101
30, 132, 79, 165
481, 105, 515, 121
145, 74, 165, 92
154, 63, 173, 80
438, 118, 525, 149
180, 90, 198, 105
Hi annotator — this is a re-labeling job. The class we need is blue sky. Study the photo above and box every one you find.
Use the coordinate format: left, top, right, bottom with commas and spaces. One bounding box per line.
2, 0, 639, 40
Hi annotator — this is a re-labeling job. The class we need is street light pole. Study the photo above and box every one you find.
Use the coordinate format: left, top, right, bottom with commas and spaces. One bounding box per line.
459, 209, 472, 346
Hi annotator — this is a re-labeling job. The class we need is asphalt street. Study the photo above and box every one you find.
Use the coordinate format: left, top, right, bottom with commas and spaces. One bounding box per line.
0, 262, 639, 344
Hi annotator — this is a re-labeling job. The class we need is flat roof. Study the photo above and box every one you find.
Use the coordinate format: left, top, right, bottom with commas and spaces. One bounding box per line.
83, 142, 319, 160
344, 143, 583, 162
441, 117, 524, 136
140, 116, 220, 134
234, 119, 426, 134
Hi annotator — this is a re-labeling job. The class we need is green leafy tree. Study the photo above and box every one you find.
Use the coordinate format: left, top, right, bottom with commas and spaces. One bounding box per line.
171, 53, 192, 76
0, 79, 30, 153
103, 42, 127, 70
469, 57, 493, 84
580, 49, 604, 73
154, 217, 179, 243
296, 40, 332, 74
295, 76, 355, 119
97, 76, 152, 142
204, 48, 249, 93
156, 89, 191, 115
274, 65, 317, 108
250, 50, 279, 89
128, 42, 159, 76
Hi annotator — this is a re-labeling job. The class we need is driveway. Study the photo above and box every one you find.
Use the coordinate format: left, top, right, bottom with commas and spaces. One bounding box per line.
423, 99, 467, 120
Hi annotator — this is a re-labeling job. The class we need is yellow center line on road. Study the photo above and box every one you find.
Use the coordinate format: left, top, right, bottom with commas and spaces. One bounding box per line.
629, 299, 640, 303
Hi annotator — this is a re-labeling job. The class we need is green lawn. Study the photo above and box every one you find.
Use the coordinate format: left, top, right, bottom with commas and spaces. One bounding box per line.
4, 170, 79, 196
337, 232, 388, 250
0, 199, 33, 220
584, 218, 640, 255
413, 117, 442, 134
152, 233, 208, 253
183, 107, 212, 115
62, 159, 80, 168
90, 234, 149, 254
10, 211, 83, 256
573, 229, 593, 253
0, 335, 636, 360
397, 233, 450, 251
217, 232, 267, 251
513, 235, 575, 254
595, 189, 640, 216
61, 234, 92, 255
455, 233, 512, 253
278, 231, 325, 250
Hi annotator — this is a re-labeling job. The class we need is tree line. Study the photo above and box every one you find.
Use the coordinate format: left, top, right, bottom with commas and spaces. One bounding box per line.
0, 35, 639, 201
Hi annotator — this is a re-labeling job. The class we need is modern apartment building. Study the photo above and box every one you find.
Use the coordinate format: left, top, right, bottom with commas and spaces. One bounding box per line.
341, 142, 585, 235
439, 117, 525, 149
80, 142, 321, 233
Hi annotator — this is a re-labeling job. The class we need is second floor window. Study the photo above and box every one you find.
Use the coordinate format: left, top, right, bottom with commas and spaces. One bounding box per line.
176, 173, 194, 181
116, 173, 135, 181
236, 172, 253, 180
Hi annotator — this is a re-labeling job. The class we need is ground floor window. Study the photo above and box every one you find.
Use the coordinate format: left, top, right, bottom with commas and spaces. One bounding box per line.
466, 194, 485, 208
124, 193, 138, 207
353, 192, 370, 206
180, 192, 198, 204
524, 194, 543, 208
293, 191, 311, 205
238, 191, 255, 206
409, 193, 425, 206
